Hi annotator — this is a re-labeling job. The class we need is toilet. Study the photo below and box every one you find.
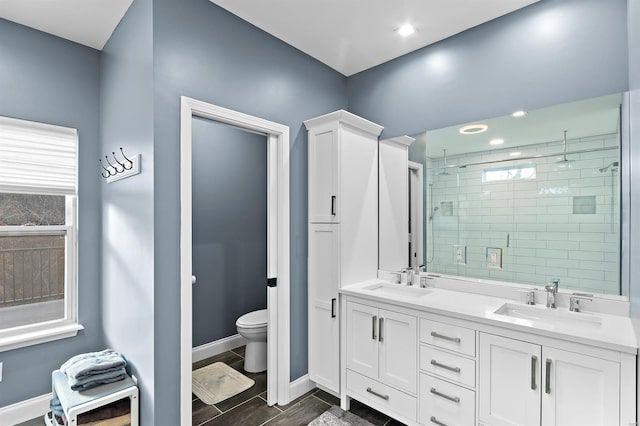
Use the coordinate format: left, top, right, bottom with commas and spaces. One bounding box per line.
236, 309, 268, 373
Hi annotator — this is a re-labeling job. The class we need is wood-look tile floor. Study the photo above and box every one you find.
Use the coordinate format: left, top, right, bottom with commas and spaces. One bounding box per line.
18, 346, 405, 426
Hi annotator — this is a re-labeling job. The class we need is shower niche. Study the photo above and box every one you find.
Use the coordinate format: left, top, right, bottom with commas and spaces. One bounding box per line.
411, 93, 623, 296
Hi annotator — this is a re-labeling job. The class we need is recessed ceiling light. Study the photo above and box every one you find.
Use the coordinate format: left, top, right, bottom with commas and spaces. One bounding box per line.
490, 138, 505, 146
512, 110, 527, 118
459, 124, 488, 135
397, 24, 416, 37
509, 152, 522, 156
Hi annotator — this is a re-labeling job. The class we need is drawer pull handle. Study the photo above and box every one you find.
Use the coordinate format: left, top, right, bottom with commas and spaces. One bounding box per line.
430, 387, 460, 403
331, 298, 336, 318
545, 358, 552, 394
331, 196, 336, 216
379, 317, 384, 342
430, 331, 461, 343
366, 387, 389, 400
430, 416, 448, 426
372, 316, 377, 340
430, 359, 461, 373
531, 355, 537, 390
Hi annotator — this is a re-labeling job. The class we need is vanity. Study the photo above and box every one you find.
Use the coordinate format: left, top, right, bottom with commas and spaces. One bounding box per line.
339, 278, 637, 426
306, 93, 638, 426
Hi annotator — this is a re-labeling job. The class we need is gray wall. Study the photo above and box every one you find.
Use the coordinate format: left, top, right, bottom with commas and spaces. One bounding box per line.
99, 0, 156, 423
0, 19, 103, 407
347, 0, 629, 139
192, 118, 267, 346
630, 0, 640, 91
151, 0, 347, 422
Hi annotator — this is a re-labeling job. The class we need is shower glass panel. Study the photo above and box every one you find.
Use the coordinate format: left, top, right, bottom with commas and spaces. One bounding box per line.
417, 93, 622, 295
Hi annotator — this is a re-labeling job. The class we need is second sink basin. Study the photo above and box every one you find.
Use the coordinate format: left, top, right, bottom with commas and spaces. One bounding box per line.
362, 282, 433, 299
494, 302, 602, 328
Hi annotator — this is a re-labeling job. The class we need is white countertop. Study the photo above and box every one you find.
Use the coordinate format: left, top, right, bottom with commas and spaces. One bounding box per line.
340, 279, 639, 355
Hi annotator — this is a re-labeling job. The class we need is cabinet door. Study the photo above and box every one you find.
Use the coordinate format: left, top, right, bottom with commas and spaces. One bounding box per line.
542, 347, 619, 426
308, 224, 340, 392
378, 309, 417, 394
346, 301, 379, 379
308, 124, 340, 223
479, 333, 541, 426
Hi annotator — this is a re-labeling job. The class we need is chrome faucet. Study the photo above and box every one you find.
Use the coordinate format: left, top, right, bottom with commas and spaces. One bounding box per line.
569, 295, 592, 312
544, 279, 559, 308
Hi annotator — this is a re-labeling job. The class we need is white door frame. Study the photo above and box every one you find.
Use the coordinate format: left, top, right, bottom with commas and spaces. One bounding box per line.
408, 161, 423, 267
180, 96, 290, 424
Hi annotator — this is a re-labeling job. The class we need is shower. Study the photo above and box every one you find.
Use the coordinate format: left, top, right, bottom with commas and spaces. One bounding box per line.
599, 161, 619, 233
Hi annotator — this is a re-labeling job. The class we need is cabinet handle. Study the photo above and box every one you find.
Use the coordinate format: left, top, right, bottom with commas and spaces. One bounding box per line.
430, 416, 449, 426
379, 318, 384, 342
331, 298, 336, 318
545, 358, 552, 394
331, 196, 336, 216
430, 359, 461, 373
430, 387, 460, 403
430, 331, 461, 343
531, 355, 537, 390
372, 316, 377, 340
366, 387, 389, 400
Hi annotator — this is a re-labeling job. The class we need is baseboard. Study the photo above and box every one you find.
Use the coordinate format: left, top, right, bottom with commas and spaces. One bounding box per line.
192, 334, 246, 363
0, 392, 52, 425
289, 374, 315, 402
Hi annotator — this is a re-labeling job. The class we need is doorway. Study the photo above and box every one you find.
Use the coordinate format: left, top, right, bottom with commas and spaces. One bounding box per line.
180, 97, 291, 424
408, 161, 424, 267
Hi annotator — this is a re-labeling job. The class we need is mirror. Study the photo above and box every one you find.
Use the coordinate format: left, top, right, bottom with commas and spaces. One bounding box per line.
409, 93, 623, 296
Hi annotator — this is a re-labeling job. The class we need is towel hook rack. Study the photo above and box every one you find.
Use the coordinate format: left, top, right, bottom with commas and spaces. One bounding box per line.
99, 147, 141, 182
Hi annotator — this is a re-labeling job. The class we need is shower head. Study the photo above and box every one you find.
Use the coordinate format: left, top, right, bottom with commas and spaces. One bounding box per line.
429, 206, 439, 221
599, 161, 619, 173
438, 149, 451, 175
556, 130, 574, 164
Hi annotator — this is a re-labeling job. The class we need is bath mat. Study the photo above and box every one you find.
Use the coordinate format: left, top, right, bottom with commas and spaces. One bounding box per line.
308, 406, 375, 426
192, 362, 255, 405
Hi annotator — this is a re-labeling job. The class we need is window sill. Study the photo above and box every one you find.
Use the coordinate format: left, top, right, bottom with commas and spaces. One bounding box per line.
0, 322, 84, 352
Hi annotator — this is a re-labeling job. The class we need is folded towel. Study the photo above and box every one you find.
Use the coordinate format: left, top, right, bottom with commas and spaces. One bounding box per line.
61, 349, 127, 381
68, 367, 127, 391
50, 397, 63, 417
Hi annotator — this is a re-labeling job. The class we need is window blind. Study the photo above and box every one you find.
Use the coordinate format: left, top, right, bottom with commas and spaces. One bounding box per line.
0, 116, 78, 195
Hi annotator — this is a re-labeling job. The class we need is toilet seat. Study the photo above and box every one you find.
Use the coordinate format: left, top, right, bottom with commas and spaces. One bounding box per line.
236, 309, 268, 329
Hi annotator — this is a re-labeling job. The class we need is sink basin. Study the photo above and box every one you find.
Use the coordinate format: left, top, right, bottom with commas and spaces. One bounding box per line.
362, 282, 432, 299
494, 303, 602, 327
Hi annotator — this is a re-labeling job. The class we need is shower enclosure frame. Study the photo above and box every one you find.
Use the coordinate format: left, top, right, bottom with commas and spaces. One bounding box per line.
179, 97, 291, 423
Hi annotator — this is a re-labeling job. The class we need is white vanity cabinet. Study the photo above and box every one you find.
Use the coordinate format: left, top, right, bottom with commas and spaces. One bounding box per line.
479, 333, 621, 426
345, 300, 418, 422
305, 111, 383, 394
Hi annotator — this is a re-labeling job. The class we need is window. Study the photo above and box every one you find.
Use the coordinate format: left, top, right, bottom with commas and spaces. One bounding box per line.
0, 116, 81, 351
482, 164, 537, 183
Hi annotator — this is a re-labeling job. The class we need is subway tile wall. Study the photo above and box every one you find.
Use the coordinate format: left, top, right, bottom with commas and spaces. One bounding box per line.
425, 133, 620, 294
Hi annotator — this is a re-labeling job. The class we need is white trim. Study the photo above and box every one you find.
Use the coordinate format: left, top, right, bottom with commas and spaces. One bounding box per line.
0, 392, 52, 425
180, 97, 291, 425
289, 374, 315, 401
192, 334, 246, 363
0, 322, 83, 353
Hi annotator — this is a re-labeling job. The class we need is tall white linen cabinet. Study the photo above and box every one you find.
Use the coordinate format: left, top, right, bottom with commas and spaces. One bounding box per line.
305, 110, 384, 394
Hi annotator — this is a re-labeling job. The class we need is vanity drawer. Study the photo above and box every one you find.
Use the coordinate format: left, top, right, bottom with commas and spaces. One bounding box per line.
346, 369, 417, 422
420, 319, 476, 356
420, 345, 476, 388
420, 374, 475, 426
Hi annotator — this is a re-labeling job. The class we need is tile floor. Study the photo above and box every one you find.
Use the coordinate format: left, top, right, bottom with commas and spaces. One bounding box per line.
17, 346, 405, 426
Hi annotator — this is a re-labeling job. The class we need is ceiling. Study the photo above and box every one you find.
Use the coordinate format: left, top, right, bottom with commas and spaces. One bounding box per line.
1, 0, 538, 73
418, 94, 622, 159
0, 0, 133, 50
211, 0, 539, 76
